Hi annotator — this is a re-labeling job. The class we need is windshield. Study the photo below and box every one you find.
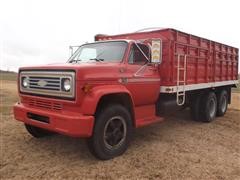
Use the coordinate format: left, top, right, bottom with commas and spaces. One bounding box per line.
68, 41, 127, 63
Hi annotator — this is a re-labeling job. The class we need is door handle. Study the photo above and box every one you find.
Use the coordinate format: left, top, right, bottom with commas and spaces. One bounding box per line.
149, 67, 157, 71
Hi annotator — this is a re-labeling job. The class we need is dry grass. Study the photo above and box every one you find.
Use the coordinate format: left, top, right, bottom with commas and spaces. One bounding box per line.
0, 82, 18, 112
0, 71, 19, 115
0, 71, 17, 81
232, 79, 240, 92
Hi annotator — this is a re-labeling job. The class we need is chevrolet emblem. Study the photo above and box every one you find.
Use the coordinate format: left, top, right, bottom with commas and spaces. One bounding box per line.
37, 80, 47, 87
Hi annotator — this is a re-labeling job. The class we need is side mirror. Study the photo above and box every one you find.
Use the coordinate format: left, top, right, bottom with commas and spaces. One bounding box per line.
151, 39, 162, 64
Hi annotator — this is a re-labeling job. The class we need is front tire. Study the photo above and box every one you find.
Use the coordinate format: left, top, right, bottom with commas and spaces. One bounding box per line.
25, 124, 55, 138
87, 104, 132, 160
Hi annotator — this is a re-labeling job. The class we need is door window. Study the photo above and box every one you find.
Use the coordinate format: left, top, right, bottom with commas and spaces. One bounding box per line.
128, 43, 150, 64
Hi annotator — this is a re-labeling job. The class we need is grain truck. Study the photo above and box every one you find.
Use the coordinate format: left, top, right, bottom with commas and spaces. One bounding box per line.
14, 28, 239, 160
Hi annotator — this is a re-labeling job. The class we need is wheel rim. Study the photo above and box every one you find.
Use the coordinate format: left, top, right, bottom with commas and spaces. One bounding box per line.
209, 98, 216, 118
221, 95, 227, 112
103, 116, 127, 150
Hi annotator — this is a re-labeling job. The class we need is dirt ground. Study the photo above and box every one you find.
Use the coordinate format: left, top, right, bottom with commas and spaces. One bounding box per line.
0, 80, 240, 179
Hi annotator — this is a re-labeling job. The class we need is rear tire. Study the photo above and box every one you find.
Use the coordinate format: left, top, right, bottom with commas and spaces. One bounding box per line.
190, 94, 202, 121
216, 90, 228, 117
25, 124, 55, 138
200, 92, 217, 122
87, 104, 132, 160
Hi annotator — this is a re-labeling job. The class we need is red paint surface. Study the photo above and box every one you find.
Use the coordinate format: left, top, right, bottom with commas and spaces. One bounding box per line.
14, 102, 94, 137
96, 28, 239, 86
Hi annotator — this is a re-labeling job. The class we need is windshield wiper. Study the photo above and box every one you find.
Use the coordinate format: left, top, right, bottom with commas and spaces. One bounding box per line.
89, 58, 104, 62
69, 59, 81, 63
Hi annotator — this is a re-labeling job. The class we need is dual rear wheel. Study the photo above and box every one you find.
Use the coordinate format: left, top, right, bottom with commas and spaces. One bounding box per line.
190, 89, 228, 122
216, 90, 228, 116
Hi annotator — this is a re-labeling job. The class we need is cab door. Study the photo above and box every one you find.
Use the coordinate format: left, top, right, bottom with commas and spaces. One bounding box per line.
124, 43, 160, 106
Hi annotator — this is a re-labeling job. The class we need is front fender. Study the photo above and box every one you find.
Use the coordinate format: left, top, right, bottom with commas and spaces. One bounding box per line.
80, 85, 134, 115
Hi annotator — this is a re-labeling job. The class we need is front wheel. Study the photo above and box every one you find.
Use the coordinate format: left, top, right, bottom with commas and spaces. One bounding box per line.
87, 104, 132, 160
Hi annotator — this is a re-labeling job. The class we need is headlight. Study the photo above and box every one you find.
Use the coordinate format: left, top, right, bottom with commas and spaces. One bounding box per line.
22, 77, 29, 88
62, 78, 71, 91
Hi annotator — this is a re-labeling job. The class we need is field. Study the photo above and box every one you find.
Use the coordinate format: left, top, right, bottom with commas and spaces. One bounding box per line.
0, 72, 240, 179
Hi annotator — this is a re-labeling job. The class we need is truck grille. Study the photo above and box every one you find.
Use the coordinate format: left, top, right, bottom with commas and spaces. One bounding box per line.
29, 76, 61, 91
19, 70, 75, 99
22, 97, 63, 111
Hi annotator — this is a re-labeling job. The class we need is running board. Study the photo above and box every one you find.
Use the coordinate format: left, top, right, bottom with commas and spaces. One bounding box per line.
136, 116, 164, 128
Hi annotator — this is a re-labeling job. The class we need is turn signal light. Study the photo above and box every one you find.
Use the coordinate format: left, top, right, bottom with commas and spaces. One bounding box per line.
82, 84, 92, 93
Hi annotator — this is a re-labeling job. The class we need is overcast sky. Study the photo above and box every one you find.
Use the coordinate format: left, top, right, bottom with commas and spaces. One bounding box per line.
0, 0, 239, 72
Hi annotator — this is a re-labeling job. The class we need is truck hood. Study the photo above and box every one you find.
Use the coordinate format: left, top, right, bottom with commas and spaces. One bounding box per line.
19, 62, 123, 81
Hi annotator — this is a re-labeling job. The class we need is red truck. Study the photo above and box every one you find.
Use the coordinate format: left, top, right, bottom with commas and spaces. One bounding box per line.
14, 28, 239, 160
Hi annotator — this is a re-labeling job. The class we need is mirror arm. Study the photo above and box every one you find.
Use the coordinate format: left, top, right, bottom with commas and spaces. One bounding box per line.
69, 46, 73, 56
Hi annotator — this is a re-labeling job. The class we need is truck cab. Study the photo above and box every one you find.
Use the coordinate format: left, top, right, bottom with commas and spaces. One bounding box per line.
14, 39, 163, 160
